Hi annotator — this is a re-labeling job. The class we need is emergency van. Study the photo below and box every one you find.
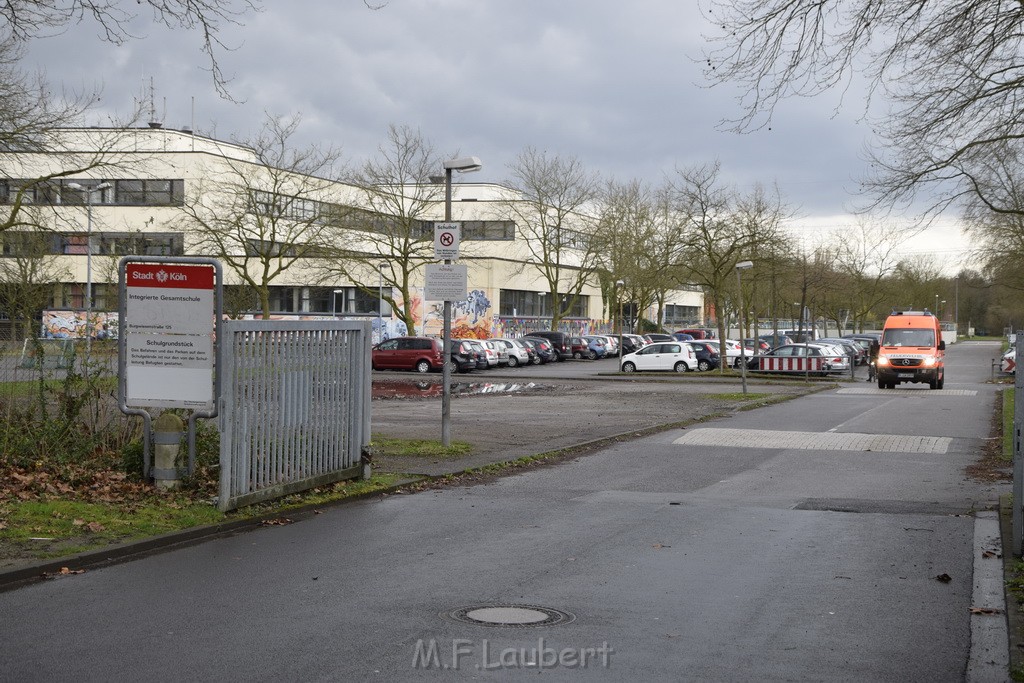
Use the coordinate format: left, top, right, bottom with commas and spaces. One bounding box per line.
875, 311, 945, 389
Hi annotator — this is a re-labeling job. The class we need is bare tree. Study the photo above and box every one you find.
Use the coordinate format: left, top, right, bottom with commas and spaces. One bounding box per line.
177, 114, 345, 318
319, 124, 445, 336
503, 147, 602, 330
670, 162, 785, 357
0, 226, 69, 339
701, 0, 1024, 219
1, 0, 258, 98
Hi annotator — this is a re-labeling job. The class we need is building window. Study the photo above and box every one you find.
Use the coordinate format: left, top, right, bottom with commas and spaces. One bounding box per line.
0, 179, 184, 206
499, 289, 588, 319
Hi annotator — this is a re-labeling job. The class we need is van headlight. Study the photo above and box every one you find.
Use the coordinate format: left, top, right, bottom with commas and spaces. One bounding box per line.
877, 357, 890, 367
921, 356, 936, 367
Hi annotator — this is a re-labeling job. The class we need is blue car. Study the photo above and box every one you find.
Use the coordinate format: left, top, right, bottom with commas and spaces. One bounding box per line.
581, 336, 609, 360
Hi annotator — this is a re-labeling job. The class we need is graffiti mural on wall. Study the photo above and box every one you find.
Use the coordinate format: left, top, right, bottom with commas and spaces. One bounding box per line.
41, 311, 118, 340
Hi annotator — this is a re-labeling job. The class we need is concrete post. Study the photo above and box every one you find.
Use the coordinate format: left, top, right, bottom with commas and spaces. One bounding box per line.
153, 412, 184, 490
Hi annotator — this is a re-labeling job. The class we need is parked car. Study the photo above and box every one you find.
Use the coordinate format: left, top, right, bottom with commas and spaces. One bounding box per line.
684, 341, 721, 371
676, 328, 716, 340
569, 336, 592, 359
816, 337, 865, 366
522, 336, 557, 363
527, 330, 572, 361
743, 338, 771, 355
704, 339, 745, 368
644, 333, 675, 343
489, 338, 530, 367
372, 336, 473, 373
596, 335, 620, 357
480, 339, 503, 367
581, 335, 609, 359
759, 333, 794, 348
622, 334, 647, 354
672, 332, 695, 341
519, 338, 542, 364
454, 339, 488, 370
747, 342, 849, 375
620, 341, 697, 373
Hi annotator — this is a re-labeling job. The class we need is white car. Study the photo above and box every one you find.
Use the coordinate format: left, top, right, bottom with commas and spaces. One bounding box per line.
620, 341, 697, 373
705, 339, 745, 368
488, 338, 530, 367
483, 340, 507, 367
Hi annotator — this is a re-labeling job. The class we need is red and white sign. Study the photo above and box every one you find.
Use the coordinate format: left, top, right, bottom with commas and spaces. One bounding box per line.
434, 222, 461, 260
756, 356, 825, 373
124, 262, 216, 409
125, 263, 215, 335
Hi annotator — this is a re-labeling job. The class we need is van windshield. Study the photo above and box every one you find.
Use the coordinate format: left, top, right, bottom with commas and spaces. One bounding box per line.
881, 328, 935, 347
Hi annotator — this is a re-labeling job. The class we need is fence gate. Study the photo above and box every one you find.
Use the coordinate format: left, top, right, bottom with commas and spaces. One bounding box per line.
218, 319, 371, 511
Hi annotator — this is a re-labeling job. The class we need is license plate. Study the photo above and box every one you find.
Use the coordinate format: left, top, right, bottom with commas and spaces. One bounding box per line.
898, 372, 915, 379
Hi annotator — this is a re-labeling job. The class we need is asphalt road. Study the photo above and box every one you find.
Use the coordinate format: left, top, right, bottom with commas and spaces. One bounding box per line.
0, 341, 1009, 681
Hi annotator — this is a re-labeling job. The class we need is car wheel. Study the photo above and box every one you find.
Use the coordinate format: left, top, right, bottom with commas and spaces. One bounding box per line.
415, 360, 431, 373
698, 359, 711, 372
733, 357, 743, 368
622, 361, 636, 373
532, 355, 542, 365
446, 360, 458, 374
588, 350, 597, 360
573, 351, 582, 359
507, 356, 519, 367
673, 361, 688, 373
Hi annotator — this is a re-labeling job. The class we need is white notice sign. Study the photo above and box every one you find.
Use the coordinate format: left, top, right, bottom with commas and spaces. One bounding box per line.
424, 263, 468, 301
126, 334, 214, 408
434, 222, 461, 260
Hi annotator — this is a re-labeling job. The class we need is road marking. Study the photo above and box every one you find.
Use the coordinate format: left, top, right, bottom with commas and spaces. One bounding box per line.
836, 388, 977, 396
672, 428, 951, 453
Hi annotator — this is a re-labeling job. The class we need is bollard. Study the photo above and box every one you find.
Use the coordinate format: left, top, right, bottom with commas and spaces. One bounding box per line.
153, 412, 184, 490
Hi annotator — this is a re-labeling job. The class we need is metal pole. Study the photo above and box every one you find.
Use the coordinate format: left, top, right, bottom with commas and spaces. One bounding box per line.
378, 266, 383, 343
616, 280, 624, 361
1014, 330, 1023, 556
85, 193, 93, 358
442, 168, 453, 447
736, 268, 748, 394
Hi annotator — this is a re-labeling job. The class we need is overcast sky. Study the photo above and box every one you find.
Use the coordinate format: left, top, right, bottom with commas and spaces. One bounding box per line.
25, 0, 969, 270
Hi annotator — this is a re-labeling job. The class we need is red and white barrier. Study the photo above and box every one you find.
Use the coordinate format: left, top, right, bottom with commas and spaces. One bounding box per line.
756, 356, 825, 373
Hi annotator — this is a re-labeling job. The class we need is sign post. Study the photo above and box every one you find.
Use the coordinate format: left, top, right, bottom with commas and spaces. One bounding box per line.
118, 257, 222, 479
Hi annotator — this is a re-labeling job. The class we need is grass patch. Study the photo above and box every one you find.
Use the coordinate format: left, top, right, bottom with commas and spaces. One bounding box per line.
371, 435, 472, 458
709, 392, 771, 401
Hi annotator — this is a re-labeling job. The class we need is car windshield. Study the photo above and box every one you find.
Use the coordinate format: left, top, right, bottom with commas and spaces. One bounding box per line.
881, 328, 935, 347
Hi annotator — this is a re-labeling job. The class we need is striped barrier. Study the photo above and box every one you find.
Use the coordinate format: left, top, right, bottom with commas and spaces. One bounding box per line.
755, 356, 825, 373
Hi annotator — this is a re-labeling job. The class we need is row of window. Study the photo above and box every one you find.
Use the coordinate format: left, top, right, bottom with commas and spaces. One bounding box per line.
1, 179, 185, 206
499, 289, 589, 319
0, 231, 184, 257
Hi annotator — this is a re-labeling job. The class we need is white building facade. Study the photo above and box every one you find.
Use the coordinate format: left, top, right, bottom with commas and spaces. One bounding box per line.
0, 127, 703, 340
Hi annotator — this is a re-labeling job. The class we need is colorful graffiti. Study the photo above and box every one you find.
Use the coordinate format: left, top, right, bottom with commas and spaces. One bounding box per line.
41, 311, 119, 340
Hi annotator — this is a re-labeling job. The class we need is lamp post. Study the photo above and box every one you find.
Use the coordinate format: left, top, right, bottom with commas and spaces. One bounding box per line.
67, 181, 111, 354
441, 156, 482, 447
934, 294, 939, 315
615, 280, 624, 362
735, 261, 754, 394
378, 261, 388, 343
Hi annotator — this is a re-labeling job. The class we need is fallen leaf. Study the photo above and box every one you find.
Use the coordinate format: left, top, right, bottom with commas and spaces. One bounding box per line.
652, 543, 671, 549
935, 573, 952, 583
72, 518, 86, 526
259, 518, 293, 527
85, 521, 105, 533
982, 550, 1001, 559
969, 607, 1003, 615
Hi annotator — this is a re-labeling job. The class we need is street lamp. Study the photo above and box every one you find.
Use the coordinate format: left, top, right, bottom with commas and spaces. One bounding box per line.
615, 280, 624, 363
441, 156, 482, 447
934, 294, 939, 315
735, 261, 754, 394
67, 181, 111, 354
940, 300, 946, 320
378, 261, 388, 343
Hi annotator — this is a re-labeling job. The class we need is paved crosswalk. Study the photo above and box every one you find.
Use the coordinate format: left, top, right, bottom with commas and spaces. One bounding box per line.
672, 427, 951, 453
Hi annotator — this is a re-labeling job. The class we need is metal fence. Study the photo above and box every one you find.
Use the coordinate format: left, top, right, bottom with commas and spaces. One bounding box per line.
218, 319, 371, 512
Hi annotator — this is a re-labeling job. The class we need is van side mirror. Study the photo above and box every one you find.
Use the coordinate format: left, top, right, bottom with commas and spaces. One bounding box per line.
939, 340, 946, 351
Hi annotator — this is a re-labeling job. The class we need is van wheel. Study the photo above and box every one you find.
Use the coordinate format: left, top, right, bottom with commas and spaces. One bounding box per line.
937, 376, 944, 390
877, 378, 886, 389
415, 360, 431, 373
929, 377, 938, 390
507, 356, 519, 367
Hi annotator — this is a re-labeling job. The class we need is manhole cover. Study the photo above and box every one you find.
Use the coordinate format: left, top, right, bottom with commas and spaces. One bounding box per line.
447, 604, 575, 628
